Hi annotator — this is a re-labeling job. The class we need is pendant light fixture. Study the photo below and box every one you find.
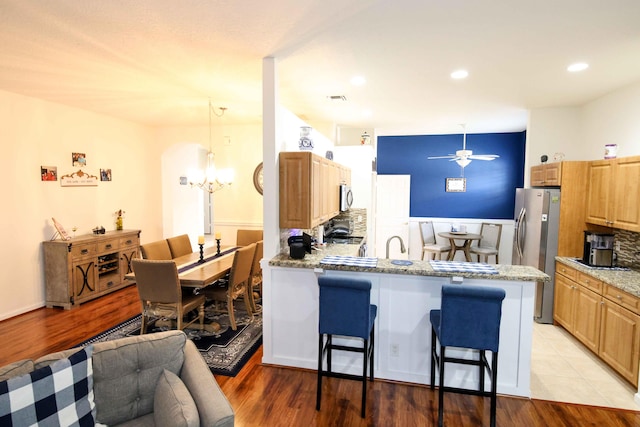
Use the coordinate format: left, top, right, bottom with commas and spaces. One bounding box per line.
189, 100, 234, 193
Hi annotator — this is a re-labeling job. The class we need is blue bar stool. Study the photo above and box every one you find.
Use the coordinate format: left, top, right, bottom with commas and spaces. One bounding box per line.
317, 276, 377, 418
430, 284, 506, 427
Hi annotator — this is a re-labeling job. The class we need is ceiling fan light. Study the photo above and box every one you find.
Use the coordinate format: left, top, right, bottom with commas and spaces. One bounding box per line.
456, 158, 471, 168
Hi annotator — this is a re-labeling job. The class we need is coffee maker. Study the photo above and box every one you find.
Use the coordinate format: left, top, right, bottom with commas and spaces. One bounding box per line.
582, 231, 615, 267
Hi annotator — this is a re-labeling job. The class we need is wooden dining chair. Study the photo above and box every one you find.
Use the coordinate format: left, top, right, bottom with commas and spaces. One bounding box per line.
205, 243, 256, 330
140, 240, 172, 260
470, 223, 503, 264
247, 240, 263, 313
236, 229, 263, 246
167, 234, 193, 259
131, 259, 205, 334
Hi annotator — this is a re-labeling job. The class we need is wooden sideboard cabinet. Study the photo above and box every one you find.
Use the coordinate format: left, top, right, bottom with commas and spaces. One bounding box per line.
43, 230, 140, 309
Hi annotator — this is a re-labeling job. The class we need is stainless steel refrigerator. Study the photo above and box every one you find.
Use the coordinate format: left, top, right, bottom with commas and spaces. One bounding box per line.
512, 188, 561, 324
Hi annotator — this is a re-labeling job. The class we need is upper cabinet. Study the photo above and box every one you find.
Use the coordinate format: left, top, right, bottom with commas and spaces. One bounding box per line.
530, 162, 562, 186
586, 156, 640, 232
279, 152, 350, 229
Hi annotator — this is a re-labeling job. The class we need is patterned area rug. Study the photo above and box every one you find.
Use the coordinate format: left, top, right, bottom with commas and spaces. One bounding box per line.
77, 303, 262, 377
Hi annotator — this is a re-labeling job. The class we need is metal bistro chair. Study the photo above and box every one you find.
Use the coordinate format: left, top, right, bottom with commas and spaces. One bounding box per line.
317, 276, 377, 418
132, 259, 205, 334
419, 221, 451, 260
430, 284, 506, 427
470, 223, 503, 264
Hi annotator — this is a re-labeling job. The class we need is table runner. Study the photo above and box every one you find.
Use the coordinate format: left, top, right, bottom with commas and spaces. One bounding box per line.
320, 256, 378, 268
177, 247, 239, 273
429, 260, 498, 274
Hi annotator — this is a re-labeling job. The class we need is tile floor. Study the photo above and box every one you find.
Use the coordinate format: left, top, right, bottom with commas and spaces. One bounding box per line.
531, 322, 640, 410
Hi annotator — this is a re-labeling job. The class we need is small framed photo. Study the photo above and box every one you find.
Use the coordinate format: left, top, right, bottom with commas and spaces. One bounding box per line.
100, 169, 112, 181
446, 178, 466, 192
41, 166, 57, 181
72, 152, 86, 167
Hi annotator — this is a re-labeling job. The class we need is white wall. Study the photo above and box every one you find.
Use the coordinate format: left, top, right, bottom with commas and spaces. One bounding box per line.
581, 81, 640, 158
153, 123, 264, 245
0, 90, 161, 320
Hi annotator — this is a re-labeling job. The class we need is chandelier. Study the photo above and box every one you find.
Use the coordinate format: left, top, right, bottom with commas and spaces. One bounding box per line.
189, 100, 234, 193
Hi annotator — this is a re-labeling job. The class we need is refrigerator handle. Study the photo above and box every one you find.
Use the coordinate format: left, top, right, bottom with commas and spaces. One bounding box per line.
516, 207, 526, 259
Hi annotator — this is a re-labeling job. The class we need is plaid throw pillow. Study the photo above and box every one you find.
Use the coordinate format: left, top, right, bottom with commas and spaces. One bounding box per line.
0, 345, 95, 426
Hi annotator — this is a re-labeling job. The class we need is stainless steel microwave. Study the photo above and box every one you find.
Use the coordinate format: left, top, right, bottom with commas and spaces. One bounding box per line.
339, 184, 353, 211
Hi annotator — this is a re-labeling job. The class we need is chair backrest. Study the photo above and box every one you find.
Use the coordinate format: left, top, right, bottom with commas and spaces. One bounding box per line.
250, 240, 264, 282
479, 223, 503, 250
419, 221, 436, 245
140, 240, 172, 260
167, 234, 193, 259
236, 229, 263, 246
228, 243, 256, 295
318, 276, 373, 339
132, 259, 181, 303
437, 284, 506, 352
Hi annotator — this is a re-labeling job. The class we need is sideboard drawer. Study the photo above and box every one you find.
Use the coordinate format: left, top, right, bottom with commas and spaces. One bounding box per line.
70, 244, 96, 259
98, 240, 120, 253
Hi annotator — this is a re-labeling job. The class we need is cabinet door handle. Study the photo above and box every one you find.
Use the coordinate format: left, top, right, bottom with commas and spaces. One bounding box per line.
81, 249, 88, 255
616, 295, 622, 300
105, 244, 112, 249
125, 239, 132, 245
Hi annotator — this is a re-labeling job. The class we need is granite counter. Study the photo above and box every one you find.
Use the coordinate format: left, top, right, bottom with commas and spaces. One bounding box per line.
556, 256, 640, 297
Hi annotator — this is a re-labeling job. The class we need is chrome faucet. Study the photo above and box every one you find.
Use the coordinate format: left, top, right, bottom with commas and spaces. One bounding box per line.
386, 235, 406, 258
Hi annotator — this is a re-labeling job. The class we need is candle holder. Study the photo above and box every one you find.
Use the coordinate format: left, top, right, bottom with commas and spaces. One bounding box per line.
198, 243, 204, 263
216, 239, 221, 255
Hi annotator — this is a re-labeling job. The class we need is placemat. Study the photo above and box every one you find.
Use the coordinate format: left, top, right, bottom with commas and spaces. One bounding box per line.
320, 256, 378, 268
429, 260, 498, 274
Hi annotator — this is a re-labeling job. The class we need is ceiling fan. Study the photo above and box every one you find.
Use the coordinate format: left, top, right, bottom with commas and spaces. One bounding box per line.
428, 125, 499, 168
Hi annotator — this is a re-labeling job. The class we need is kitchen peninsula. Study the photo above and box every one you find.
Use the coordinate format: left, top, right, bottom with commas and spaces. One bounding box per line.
262, 243, 549, 398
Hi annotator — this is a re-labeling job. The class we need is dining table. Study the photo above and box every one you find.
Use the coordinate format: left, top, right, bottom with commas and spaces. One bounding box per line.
437, 232, 483, 262
125, 245, 239, 332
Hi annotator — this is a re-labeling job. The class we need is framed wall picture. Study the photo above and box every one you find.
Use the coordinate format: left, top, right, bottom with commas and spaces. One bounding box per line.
72, 152, 86, 167
446, 178, 466, 192
41, 166, 57, 181
100, 169, 112, 181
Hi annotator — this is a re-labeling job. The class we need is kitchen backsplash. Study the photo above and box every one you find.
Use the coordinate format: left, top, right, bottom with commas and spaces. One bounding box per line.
615, 229, 640, 268
279, 208, 368, 254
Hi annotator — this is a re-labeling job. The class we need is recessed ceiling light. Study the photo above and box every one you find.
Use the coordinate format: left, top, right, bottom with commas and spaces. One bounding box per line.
451, 69, 469, 79
350, 75, 366, 86
567, 62, 589, 72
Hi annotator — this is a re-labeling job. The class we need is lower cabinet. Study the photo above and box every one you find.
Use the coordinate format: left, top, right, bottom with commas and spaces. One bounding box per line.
44, 230, 140, 309
600, 290, 640, 385
554, 262, 640, 386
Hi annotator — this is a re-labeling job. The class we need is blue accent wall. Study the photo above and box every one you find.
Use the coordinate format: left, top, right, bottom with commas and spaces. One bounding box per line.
377, 132, 526, 219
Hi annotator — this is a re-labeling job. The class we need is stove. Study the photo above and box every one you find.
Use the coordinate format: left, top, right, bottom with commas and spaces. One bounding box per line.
569, 258, 630, 271
324, 236, 364, 245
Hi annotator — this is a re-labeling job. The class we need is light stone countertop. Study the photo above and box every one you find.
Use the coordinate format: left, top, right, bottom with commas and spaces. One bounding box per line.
556, 257, 640, 297
270, 243, 550, 282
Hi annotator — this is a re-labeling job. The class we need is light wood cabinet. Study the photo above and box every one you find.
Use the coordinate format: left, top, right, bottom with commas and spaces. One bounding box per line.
43, 230, 140, 309
279, 152, 350, 229
530, 162, 562, 186
530, 161, 589, 257
553, 266, 601, 353
586, 155, 640, 232
600, 293, 640, 385
554, 262, 640, 386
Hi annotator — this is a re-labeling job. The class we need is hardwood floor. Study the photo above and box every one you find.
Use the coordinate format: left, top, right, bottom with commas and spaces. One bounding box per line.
1, 285, 639, 426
